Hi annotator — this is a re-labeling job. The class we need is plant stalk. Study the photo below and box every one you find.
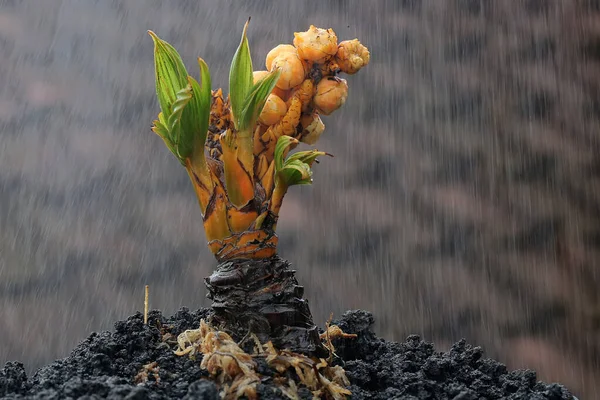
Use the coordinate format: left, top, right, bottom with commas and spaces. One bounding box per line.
268, 178, 288, 230
205, 256, 327, 357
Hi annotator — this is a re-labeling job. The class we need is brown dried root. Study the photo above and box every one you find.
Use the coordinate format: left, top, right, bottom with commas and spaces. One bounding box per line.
134, 361, 160, 385
175, 320, 260, 399
173, 318, 357, 400
319, 325, 357, 341
277, 379, 300, 400
320, 314, 358, 363
264, 341, 351, 400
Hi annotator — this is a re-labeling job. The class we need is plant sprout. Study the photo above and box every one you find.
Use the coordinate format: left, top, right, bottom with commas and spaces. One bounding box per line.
148, 20, 369, 360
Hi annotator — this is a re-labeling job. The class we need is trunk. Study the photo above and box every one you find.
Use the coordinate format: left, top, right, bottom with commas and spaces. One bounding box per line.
205, 255, 328, 357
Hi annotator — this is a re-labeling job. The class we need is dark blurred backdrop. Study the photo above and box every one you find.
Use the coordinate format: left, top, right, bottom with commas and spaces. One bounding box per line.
1, 1, 599, 398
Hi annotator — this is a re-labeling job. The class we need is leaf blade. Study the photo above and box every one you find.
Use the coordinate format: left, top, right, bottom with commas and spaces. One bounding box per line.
148, 31, 189, 118
167, 84, 193, 160
238, 68, 281, 132
229, 18, 254, 129
151, 118, 180, 162
182, 58, 212, 160
197, 58, 212, 137
285, 149, 331, 167
279, 159, 313, 186
274, 136, 299, 173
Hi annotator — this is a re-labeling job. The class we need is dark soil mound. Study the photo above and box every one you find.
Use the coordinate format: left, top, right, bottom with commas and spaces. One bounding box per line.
0, 309, 575, 399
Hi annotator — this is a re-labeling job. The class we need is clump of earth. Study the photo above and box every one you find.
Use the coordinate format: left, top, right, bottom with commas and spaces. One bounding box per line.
0, 308, 575, 399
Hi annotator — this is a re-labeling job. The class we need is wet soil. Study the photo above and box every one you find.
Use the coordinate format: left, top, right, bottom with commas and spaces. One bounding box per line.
0, 309, 574, 400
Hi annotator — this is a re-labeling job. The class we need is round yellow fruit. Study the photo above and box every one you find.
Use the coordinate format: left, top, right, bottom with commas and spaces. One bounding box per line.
265, 44, 297, 70
258, 94, 287, 126
293, 25, 338, 63
270, 53, 306, 90
335, 39, 370, 75
313, 76, 348, 115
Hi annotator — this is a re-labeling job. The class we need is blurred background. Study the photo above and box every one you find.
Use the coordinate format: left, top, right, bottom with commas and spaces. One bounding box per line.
1, 0, 599, 398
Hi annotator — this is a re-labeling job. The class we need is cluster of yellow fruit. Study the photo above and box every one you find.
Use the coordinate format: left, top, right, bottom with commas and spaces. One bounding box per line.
257, 25, 370, 146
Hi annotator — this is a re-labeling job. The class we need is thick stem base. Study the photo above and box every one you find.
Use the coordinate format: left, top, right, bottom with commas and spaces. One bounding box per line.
205, 256, 327, 357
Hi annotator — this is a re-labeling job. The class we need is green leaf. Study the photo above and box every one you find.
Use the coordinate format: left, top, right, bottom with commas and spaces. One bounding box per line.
237, 68, 281, 132
229, 18, 254, 130
168, 85, 193, 131
158, 111, 168, 127
177, 58, 212, 160
148, 31, 189, 118
274, 136, 299, 173
152, 118, 181, 164
184, 57, 212, 160
198, 58, 212, 119
152, 118, 170, 140
279, 159, 313, 186
167, 84, 193, 160
274, 136, 331, 187
285, 149, 331, 167
162, 41, 189, 78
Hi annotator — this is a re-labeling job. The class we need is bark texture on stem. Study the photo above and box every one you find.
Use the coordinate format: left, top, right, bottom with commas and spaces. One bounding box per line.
205, 256, 327, 357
